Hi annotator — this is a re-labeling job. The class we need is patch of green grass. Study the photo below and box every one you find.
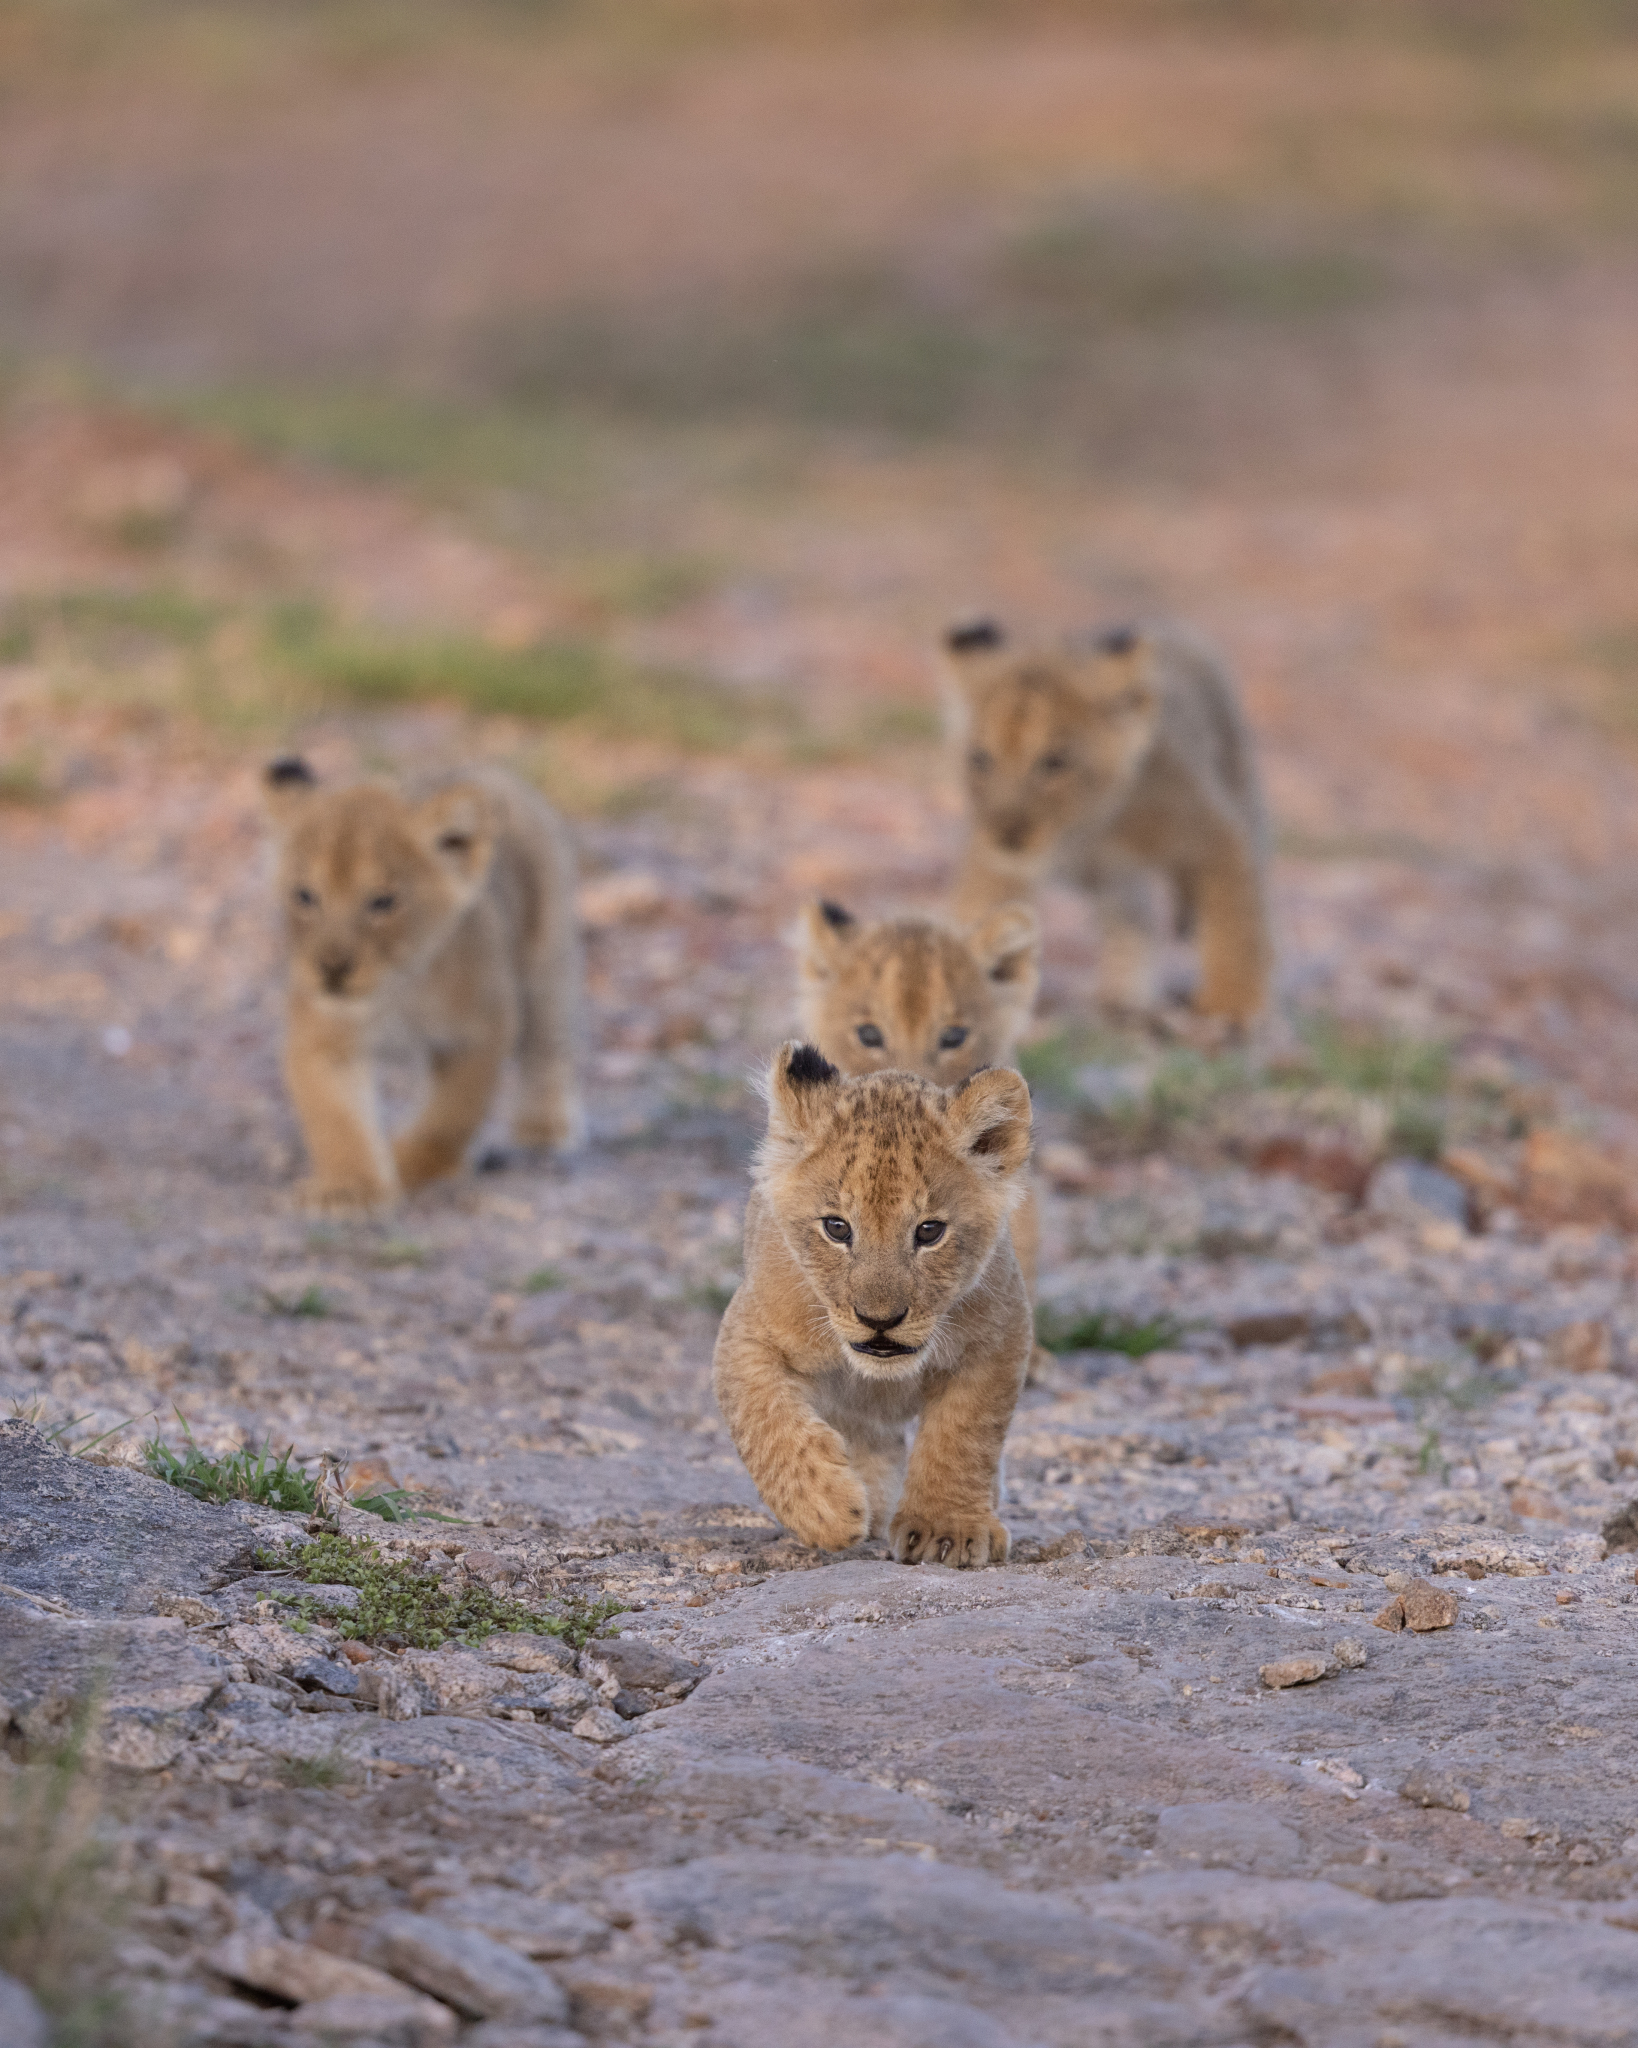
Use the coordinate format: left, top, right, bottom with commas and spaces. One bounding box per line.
1294, 1015, 1453, 1097
276, 1748, 354, 1790
257, 1532, 622, 1650
685, 1280, 737, 1315
1036, 1307, 1189, 1357
10, 1399, 146, 1458
0, 755, 53, 806
143, 1412, 418, 1521
0, 587, 220, 665
144, 1421, 320, 1514
0, 1692, 133, 2045
522, 1265, 565, 1294
372, 1239, 430, 1269
262, 1284, 333, 1318
1389, 1098, 1446, 1162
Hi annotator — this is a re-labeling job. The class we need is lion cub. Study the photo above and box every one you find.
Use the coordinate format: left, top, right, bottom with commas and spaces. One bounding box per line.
946, 619, 1272, 1024
713, 1043, 1033, 1566
265, 758, 582, 1211
793, 896, 1045, 1299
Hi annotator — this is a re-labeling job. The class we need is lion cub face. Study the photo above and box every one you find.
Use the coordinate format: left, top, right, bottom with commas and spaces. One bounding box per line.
757, 1045, 1031, 1379
264, 759, 496, 1005
945, 620, 1159, 862
796, 902, 1039, 1086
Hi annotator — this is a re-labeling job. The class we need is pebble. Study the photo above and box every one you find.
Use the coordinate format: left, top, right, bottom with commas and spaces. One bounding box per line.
293, 1991, 456, 2047
1038, 1140, 1096, 1192
1373, 1579, 1460, 1632
364, 1913, 569, 2024
1366, 1158, 1469, 1230
1399, 1767, 1471, 1813
1259, 1656, 1330, 1689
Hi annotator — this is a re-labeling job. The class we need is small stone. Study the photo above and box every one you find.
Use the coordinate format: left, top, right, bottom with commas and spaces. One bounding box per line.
151, 1592, 223, 1626
1400, 1580, 1461, 1631
485, 1633, 577, 1676
291, 1654, 359, 1697
1398, 1766, 1470, 1812
1547, 1319, 1614, 1375
1600, 1498, 1638, 1557
1500, 1817, 1538, 1839
364, 1912, 569, 2024
461, 2026, 586, 2048
294, 1992, 456, 2047
577, 871, 665, 929
369, 1666, 430, 1721
1366, 1158, 1469, 1230
0, 1970, 47, 2048
570, 1707, 631, 1744
1038, 1141, 1096, 1193
578, 1635, 706, 1698
1226, 1311, 1310, 1349
210, 1932, 436, 2013
1331, 1637, 1367, 1670
1372, 1597, 1406, 1632
1259, 1656, 1329, 1689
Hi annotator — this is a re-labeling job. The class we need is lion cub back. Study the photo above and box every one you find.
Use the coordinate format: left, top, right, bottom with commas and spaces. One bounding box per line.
795, 899, 1039, 1086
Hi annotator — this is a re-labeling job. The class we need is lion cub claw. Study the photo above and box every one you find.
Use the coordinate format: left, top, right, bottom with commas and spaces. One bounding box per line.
713, 1045, 1033, 1564
889, 1508, 1009, 1570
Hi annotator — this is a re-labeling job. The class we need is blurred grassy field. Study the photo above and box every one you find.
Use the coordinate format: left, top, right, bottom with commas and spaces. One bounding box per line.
4, 0, 1638, 792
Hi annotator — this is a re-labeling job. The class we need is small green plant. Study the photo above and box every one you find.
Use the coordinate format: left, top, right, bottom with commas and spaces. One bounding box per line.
1293, 1015, 1452, 1098
1389, 1099, 1446, 1162
373, 1239, 429, 1269
256, 1532, 621, 1650
143, 1412, 416, 1522
1414, 1426, 1450, 1482
144, 1419, 320, 1513
522, 1265, 564, 1294
277, 1748, 353, 1789
0, 755, 53, 806
262, 1283, 332, 1318
685, 1280, 736, 1315
1035, 1308, 1189, 1357
0, 1692, 131, 2045
10, 1399, 147, 1458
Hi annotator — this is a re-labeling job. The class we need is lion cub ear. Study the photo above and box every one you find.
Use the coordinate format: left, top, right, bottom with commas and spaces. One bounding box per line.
795, 900, 857, 983
413, 781, 497, 899
262, 755, 318, 831
944, 1066, 1031, 1178
1068, 625, 1158, 717
967, 902, 1040, 1016
761, 1040, 842, 1155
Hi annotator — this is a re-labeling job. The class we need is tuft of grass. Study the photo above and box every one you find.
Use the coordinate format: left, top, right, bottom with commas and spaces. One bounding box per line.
1036, 1308, 1189, 1357
1294, 1015, 1452, 1098
0, 755, 54, 806
276, 1748, 354, 1790
685, 1280, 737, 1315
257, 1532, 622, 1651
144, 1419, 320, 1514
0, 1694, 134, 2045
373, 1239, 430, 1269
522, 1265, 565, 1294
262, 1283, 333, 1318
143, 1411, 418, 1521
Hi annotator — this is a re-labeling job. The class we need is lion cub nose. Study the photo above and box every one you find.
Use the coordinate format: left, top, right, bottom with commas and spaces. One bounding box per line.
319, 952, 356, 993
853, 1304, 908, 1334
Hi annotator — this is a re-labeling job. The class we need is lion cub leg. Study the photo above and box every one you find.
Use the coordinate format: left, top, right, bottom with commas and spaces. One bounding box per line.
714, 1324, 870, 1551
889, 1307, 1029, 1569
1189, 840, 1271, 1026
1088, 862, 1163, 1014
394, 1025, 509, 1191
848, 1422, 910, 1540
513, 912, 586, 1155
284, 1002, 398, 1212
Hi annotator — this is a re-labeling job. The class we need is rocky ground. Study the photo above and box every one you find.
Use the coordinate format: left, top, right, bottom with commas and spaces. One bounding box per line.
5, 625, 1638, 2045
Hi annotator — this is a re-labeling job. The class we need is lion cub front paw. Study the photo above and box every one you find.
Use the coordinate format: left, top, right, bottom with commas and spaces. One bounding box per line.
774, 1456, 871, 1553
295, 1175, 398, 1216
889, 1504, 1009, 1569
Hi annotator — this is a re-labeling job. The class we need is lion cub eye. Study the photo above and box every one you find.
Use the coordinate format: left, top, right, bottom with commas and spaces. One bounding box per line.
938, 1025, 968, 1050
821, 1216, 853, 1245
292, 885, 317, 909
968, 749, 994, 774
856, 1023, 884, 1049
1036, 752, 1069, 774
914, 1220, 947, 1247
367, 893, 398, 915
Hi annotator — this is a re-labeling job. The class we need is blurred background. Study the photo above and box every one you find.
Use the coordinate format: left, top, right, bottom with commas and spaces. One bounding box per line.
6, 0, 1638, 1175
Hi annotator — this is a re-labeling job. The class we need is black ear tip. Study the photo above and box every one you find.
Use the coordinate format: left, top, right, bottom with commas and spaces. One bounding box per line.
945, 617, 1003, 654
1094, 625, 1140, 657
818, 899, 855, 931
786, 1043, 840, 1088
266, 755, 316, 788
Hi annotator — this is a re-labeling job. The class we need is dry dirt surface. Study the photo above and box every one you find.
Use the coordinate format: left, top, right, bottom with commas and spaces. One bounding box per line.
6, 9, 1638, 2045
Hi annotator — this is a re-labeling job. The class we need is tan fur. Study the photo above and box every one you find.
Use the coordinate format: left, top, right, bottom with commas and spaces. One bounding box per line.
793, 897, 1045, 1304
265, 759, 583, 1211
947, 622, 1272, 1025
713, 1044, 1033, 1566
